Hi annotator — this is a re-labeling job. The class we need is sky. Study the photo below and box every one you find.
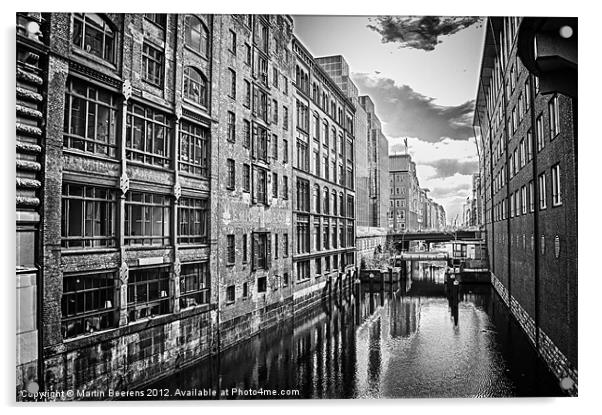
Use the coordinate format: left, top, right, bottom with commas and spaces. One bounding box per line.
293, 15, 486, 224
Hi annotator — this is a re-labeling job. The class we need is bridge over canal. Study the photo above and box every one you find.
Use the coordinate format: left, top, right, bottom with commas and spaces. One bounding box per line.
387, 229, 484, 251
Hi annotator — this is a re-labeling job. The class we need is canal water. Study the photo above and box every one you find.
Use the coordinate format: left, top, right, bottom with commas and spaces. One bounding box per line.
143, 262, 562, 399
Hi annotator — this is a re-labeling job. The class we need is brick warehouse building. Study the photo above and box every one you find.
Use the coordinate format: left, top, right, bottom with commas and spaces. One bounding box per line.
473, 17, 577, 393
211, 15, 297, 350
290, 38, 357, 310
314, 55, 386, 269
15, 13, 358, 398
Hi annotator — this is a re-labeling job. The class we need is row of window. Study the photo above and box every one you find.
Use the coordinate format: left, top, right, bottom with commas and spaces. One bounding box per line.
73, 13, 209, 64
227, 28, 290, 95
226, 112, 289, 161
297, 100, 353, 155
225, 159, 289, 203
490, 94, 559, 194
295, 214, 354, 254
493, 233, 562, 259
61, 262, 209, 338
225, 272, 289, 304
61, 184, 209, 249
295, 64, 351, 130
298, 181, 355, 218
226, 232, 289, 269
509, 94, 559, 151
296, 253, 355, 282
492, 165, 562, 222
483, 18, 522, 124
64, 79, 210, 174
295, 139, 354, 188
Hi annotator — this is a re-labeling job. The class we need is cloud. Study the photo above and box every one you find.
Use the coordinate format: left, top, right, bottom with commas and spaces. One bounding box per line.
423, 158, 479, 179
429, 182, 471, 200
367, 16, 483, 51
353, 74, 475, 142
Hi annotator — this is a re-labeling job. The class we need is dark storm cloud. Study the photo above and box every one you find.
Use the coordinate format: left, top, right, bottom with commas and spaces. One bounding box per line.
425, 158, 479, 178
367, 16, 482, 51
353, 74, 475, 142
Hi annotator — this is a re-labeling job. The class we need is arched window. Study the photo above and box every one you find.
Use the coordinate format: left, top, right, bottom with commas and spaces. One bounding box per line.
185, 15, 209, 57
313, 185, 320, 213
323, 187, 329, 214
183, 67, 208, 107
72, 13, 115, 63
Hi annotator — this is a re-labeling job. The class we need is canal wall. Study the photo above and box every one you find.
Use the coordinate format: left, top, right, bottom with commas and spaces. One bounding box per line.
292, 272, 353, 316
38, 272, 348, 400
41, 307, 216, 399
491, 272, 577, 396
219, 296, 294, 351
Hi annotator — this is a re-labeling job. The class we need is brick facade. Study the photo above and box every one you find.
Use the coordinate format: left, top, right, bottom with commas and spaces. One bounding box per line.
16, 13, 360, 399
475, 17, 577, 395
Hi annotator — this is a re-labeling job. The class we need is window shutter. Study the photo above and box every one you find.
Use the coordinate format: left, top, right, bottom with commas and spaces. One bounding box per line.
266, 133, 271, 165
251, 166, 257, 204
252, 87, 258, 116
252, 233, 258, 271
251, 125, 258, 160
267, 98, 272, 126
266, 233, 272, 269
266, 172, 272, 206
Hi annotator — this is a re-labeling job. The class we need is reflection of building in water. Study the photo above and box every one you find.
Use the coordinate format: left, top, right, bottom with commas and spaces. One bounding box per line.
412, 261, 447, 283
367, 318, 382, 389
288, 302, 358, 398
389, 297, 421, 338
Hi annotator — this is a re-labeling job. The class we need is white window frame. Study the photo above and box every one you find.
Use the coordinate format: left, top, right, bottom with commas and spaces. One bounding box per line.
552, 164, 562, 206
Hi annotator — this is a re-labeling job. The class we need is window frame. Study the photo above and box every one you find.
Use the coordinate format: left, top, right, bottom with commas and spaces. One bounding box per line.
552, 164, 562, 206
61, 183, 117, 249
61, 270, 119, 338
127, 266, 171, 322
142, 41, 164, 88
178, 197, 209, 245
549, 95, 560, 139
538, 173, 547, 210
63, 79, 118, 158
72, 13, 116, 64
226, 159, 235, 190
226, 235, 235, 265
184, 15, 209, 57
179, 262, 210, 309
179, 120, 209, 177
183, 67, 208, 108
124, 191, 171, 246
126, 103, 172, 168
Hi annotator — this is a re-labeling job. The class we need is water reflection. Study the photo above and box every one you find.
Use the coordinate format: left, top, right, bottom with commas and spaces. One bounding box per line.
144, 262, 562, 399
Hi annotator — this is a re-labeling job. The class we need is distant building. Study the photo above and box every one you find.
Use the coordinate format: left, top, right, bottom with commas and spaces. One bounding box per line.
388, 154, 445, 232
316, 55, 385, 266
359, 95, 390, 229
290, 39, 358, 301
